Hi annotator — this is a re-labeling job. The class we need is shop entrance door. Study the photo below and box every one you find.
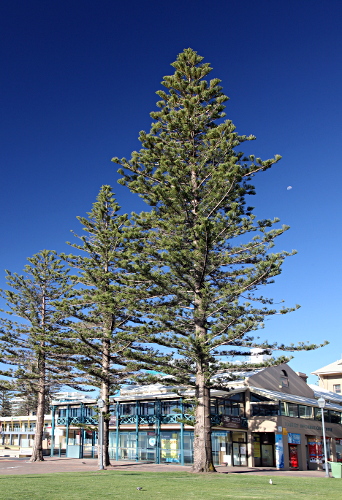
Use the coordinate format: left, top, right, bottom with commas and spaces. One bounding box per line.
289, 444, 299, 468
212, 432, 229, 466
233, 442, 247, 466
253, 433, 275, 467
119, 432, 136, 460
138, 432, 156, 462
261, 444, 274, 466
183, 431, 194, 464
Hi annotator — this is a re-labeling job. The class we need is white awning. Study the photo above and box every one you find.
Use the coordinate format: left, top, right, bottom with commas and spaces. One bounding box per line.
250, 387, 342, 412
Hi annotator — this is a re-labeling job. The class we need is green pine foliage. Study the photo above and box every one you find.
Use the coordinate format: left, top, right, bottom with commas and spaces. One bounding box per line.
0, 385, 14, 417
113, 48, 325, 472
59, 185, 161, 465
0, 250, 79, 460
12, 379, 61, 416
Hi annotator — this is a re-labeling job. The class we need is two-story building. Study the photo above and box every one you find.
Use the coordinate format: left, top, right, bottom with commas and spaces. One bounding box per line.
49, 363, 342, 471
312, 359, 342, 394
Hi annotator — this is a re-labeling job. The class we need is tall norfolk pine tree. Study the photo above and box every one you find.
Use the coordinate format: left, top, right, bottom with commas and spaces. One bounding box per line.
0, 251, 76, 461
60, 185, 158, 466
113, 49, 323, 472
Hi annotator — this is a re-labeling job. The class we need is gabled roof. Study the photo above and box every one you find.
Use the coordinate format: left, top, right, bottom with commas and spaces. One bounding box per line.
312, 359, 342, 376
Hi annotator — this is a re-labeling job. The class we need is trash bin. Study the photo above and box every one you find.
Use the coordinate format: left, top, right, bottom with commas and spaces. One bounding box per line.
328, 462, 342, 478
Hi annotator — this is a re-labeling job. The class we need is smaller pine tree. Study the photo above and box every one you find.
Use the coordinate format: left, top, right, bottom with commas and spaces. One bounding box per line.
0, 250, 81, 461
59, 185, 161, 466
0, 385, 14, 417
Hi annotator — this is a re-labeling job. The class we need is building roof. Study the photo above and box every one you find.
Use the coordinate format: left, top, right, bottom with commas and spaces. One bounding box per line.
312, 359, 342, 376
250, 386, 342, 412
211, 370, 261, 384
309, 384, 342, 405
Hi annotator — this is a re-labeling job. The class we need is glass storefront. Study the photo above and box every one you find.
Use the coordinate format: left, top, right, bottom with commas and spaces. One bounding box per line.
106, 429, 247, 465
183, 431, 194, 464
212, 431, 248, 466
212, 431, 230, 465
253, 433, 275, 467
160, 431, 180, 462
138, 432, 157, 461
307, 436, 331, 466
119, 432, 136, 460
232, 432, 247, 466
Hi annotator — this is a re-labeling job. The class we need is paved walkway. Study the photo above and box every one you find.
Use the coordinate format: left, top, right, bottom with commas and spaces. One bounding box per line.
0, 457, 329, 477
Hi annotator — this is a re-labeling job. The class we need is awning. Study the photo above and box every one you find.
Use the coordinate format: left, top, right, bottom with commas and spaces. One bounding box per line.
250, 386, 342, 412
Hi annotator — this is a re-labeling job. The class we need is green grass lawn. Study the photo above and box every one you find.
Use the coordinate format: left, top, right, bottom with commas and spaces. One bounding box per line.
0, 471, 340, 500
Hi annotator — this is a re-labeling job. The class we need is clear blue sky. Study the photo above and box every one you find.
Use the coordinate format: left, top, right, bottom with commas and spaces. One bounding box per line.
1, 0, 341, 385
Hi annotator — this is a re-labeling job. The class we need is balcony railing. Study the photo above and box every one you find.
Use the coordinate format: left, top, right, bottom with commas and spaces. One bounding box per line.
56, 413, 247, 429
56, 416, 97, 426
118, 414, 247, 427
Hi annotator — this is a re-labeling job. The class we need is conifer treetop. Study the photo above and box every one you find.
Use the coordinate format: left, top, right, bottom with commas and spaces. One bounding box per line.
112, 48, 325, 383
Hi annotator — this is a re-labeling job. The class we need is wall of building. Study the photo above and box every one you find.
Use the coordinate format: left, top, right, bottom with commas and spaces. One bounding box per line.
317, 375, 342, 393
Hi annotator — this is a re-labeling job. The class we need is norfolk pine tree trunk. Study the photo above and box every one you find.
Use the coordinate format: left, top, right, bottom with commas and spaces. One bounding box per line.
191, 303, 216, 472
191, 166, 215, 472
30, 295, 47, 462
30, 356, 45, 461
100, 334, 111, 467
192, 369, 215, 472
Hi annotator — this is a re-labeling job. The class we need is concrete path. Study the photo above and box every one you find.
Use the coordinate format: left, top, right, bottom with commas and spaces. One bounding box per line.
0, 457, 330, 477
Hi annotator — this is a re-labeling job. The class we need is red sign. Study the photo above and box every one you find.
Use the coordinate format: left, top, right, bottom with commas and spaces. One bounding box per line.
308, 437, 323, 464
289, 445, 299, 468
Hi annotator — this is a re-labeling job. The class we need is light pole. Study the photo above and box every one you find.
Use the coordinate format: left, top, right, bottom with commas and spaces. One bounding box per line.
97, 398, 105, 470
317, 397, 329, 478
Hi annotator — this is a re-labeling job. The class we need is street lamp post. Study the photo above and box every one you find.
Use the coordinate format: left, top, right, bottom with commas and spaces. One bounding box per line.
317, 397, 329, 478
97, 398, 105, 470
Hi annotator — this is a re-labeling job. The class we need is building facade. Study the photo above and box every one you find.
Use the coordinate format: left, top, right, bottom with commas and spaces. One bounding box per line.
0, 414, 53, 456
49, 363, 342, 471
0, 391, 92, 457
312, 359, 342, 394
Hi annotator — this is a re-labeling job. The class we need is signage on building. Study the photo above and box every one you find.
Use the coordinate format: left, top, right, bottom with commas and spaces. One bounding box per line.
289, 445, 299, 468
149, 437, 156, 446
308, 437, 323, 464
221, 415, 242, 428
275, 434, 284, 468
288, 433, 301, 445
254, 443, 261, 458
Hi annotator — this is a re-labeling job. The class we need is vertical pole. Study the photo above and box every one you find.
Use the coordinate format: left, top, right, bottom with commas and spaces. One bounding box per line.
66, 405, 70, 457
80, 403, 84, 459
99, 412, 104, 470
156, 400, 161, 464
135, 401, 139, 462
101, 411, 105, 468
50, 405, 55, 457
180, 398, 184, 466
93, 431, 96, 458
321, 409, 329, 478
82, 429, 86, 459
115, 403, 119, 461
